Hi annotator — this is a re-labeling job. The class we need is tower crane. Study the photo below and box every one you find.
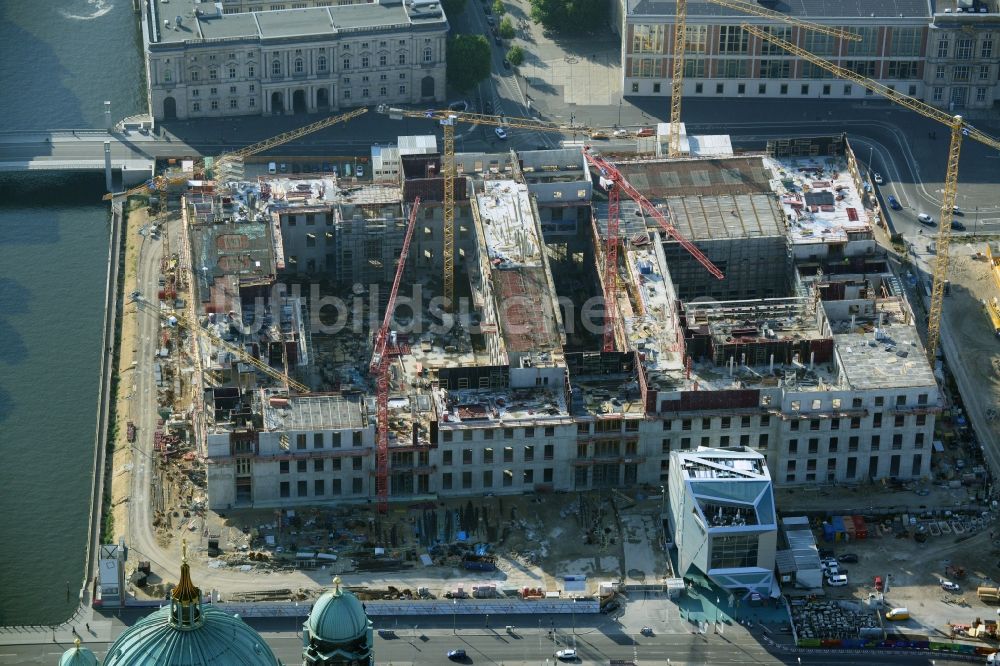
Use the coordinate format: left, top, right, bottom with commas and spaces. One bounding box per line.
103, 107, 367, 200
369, 197, 421, 514
133, 296, 310, 393
743, 23, 1000, 363
666, 0, 860, 157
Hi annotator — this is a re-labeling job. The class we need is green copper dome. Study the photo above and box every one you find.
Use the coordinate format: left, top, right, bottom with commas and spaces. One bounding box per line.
306, 579, 370, 644
59, 639, 98, 666
103, 605, 281, 665
104, 542, 281, 666
302, 577, 373, 665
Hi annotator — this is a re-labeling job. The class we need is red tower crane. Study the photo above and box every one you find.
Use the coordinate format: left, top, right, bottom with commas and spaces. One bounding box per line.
603, 182, 621, 352
369, 197, 421, 514
584, 152, 725, 281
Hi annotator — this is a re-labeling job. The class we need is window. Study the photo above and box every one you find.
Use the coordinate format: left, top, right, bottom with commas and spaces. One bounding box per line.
228, 67, 237, 79
632, 24, 665, 53
362, 88, 369, 97
808, 438, 819, 454
164, 69, 173, 83
871, 435, 880, 451
209, 68, 218, 80
482, 471, 493, 488
933, 87, 944, 102
280, 460, 289, 474
653, 83, 661, 93
983, 38, 994, 59
737, 83, 745, 94
443, 450, 453, 465
981, 64, 993, 81
192, 101, 200, 112
894, 415, 905, 428
936, 65, 946, 80
701, 418, 711, 430
758, 83, 766, 94
915, 433, 925, 448
271, 60, 281, 76
353, 477, 363, 494
229, 99, 238, 109
759, 26, 792, 55
442, 473, 453, 490
803, 30, 835, 56
192, 89, 200, 97
957, 38, 973, 60
685, 24, 707, 53
297, 480, 307, 497
379, 86, 387, 96
362, 56, 370, 68
810, 419, 820, 431
850, 417, 861, 429
937, 39, 949, 59
716, 83, 724, 94
977, 87, 988, 103
846, 27, 877, 56
695, 83, 703, 93
790, 420, 799, 432
849, 436, 859, 451
788, 439, 798, 454
314, 479, 325, 495
229, 86, 237, 94
631, 82, 639, 94
343, 89, 351, 99
318, 55, 327, 72
353, 431, 362, 447
209, 87, 218, 95
544, 444, 554, 460
758, 434, 769, 449
955, 66, 971, 82
280, 481, 290, 497
873, 413, 882, 428
524, 445, 534, 462
248, 65, 255, 77
296, 434, 307, 450
844, 84, 852, 95
718, 59, 747, 79
462, 471, 472, 489
829, 437, 838, 452
719, 25, 749, 54
890, 27, 922, 57
523, 469, 534, 484
503, 447, 514, 463
399, 53, 406, 65
710, 534, 759, 569
379, 54, 387, 67
892, 433, 903, 450
424, 47, 433, 63
823, 84, 830, 95
462, 449, 472, 464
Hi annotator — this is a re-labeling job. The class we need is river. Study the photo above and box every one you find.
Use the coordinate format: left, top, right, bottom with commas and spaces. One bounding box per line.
0, 1, 144, 625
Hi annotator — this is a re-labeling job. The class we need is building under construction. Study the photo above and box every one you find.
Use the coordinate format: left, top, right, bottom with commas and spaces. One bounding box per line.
167, 134, 940, 510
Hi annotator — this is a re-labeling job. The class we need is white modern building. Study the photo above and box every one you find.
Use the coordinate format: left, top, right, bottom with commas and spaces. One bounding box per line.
667, 447, 778, 598
141, 0, 448, 121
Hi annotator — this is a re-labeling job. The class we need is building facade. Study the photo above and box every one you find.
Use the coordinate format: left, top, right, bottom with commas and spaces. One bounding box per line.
142, 0, 448, 121
619, 0, 1000, 110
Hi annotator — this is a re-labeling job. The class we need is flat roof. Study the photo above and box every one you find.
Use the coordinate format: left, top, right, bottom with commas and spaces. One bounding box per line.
675, 447, 770, 481
767, 155, 872, 245
834, 324, 935, 390
666, 193, 787, 241
152, 0, 443, 44
261, 392, 367, 431
434, 386, 570, 425
627, 0, 931, 19
614, 156, 776, 198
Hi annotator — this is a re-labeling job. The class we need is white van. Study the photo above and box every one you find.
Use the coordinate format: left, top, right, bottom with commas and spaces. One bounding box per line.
268, 162, 277, 174
826, 574, 848, 587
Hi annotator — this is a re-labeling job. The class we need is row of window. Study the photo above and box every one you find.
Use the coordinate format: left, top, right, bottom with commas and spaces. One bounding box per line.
441, 425, 560, 442
278, 456, 364, 473
630, 25, 926, 59
662, 434, 767, 452
935, 36, 994, 60
931, 85, 992, 105
191, 85, 255, 97
630, 57, 923, 81
441, 467, 555, 490
279, 476, 364, 498
192, 99, 246, 112
784, 452, 923, 483
787, 432, 926, 455
441, 444, 555, 465
934, 64, 994, 82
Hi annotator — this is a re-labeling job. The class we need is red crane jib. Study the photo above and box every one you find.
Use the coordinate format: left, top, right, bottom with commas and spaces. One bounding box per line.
584, 152, 725, 280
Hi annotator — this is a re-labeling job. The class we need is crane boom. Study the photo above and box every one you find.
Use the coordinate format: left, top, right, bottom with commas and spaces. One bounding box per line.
667, 0, 860, 157
371, 197, 421, 514
104, 108, 368, 200
584, 151, 724, 279
135, 297, 310, 393
604, 181, 621, 352
744, 23, 1000, 363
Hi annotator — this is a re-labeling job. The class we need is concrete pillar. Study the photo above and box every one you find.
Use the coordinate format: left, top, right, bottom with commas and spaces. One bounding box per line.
104, 141, 113, 192
104, 101, 112, 131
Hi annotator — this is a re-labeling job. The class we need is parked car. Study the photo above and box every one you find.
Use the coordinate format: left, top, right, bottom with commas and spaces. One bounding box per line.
613, 129, 630, 138
918, 213, 935, 226
640, 626, 654, 636
589, 130, 609, 140
953, 204, 964, 215
873, 172, 884, 184
827, 574, 849, 587
636, 128, 655, 137
555, 649, 577, 660
494, 127, 508, 140
941, 580, 961, 592
887, 195, 902, 210
838, 553, 859, 563
447, 649, 468, 661
355, 164, 364, 178
951, 220, 966, 231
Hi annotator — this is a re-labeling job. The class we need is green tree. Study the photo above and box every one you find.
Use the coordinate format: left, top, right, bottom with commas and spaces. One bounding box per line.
499, 15, 516, 38
506, 45, 525, 67
442, 0, 466, 16
446, 35, 491, 92
492, 0, 506, 15
529, 0, 607, 34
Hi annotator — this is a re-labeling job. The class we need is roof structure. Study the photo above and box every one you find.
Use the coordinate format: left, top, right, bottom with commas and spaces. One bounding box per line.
627, 0, 931, 19
261, 392, 367, 431
303, 577, 373, 665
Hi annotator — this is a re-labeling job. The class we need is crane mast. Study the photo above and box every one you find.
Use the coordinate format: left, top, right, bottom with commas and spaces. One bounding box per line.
743, 23, 1000, 363
370, 197, 421, 514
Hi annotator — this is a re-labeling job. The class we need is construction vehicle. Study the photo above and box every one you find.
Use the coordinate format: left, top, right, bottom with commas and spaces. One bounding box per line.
369, 197, 421, 513
987, 242, 1000, 293
986, 298, 1000, 337
103, 108, 367, 201
666, 0, 860, 157
133, 296, 309, 393
743, 24, 1000, 364
979, 586, 1000, 603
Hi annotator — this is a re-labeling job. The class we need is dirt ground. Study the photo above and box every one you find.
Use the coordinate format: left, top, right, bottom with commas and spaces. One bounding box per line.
810, 515, 1000, 641
110, 202, 148, 542
152, 490, 665, 601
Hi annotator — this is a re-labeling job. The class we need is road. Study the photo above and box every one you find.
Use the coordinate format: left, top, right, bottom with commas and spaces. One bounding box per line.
0, 611, 976, 665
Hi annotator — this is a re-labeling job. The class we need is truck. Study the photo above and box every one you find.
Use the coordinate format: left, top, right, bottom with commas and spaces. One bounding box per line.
978, 586, 1000, 603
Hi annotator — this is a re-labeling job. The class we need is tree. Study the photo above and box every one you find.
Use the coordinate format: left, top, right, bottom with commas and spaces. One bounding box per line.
506, 45, 525, 67
528, 0, 607, 34
499, 15, 515, 39
442, 0, 466, 16
446, 35, 491, 92
492, 0, 506, 15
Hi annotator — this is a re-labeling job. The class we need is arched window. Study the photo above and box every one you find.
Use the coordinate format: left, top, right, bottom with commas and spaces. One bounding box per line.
318, 55, 328, 72
294, 58, 304, 74
272, 59, 282, 76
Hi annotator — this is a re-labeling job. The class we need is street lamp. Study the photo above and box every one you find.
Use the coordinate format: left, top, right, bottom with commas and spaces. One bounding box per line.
453, 599, 457, 634
618, 99, 623, 128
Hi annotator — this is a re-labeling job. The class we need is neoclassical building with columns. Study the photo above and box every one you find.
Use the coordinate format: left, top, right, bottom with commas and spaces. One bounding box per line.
142, 0, 448, 121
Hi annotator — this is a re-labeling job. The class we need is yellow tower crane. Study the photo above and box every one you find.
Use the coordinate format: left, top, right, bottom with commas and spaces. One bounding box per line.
103, 107, 367, 201
376, 105, 599, 306
743, 23, 1000, 363
134, 296, 310, 393
667, 0, 860, 157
